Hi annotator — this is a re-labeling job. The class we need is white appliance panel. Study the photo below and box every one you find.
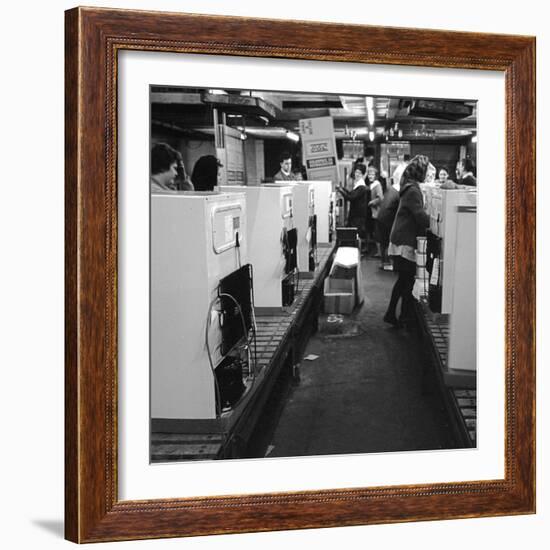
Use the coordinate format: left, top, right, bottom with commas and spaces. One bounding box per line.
273, 182, 314, 272
424, 188, 477, 314
448, 206, 477, 376
151, 192, 247, 420
222, 185, 294, 309
305, 180, 333, 243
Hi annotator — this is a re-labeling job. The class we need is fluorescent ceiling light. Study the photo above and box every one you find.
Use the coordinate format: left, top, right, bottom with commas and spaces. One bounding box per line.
367, 108, 375, 126
286, 130, 300, 142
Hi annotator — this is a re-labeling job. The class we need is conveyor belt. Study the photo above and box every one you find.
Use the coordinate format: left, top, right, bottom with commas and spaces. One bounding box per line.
419, 301, 477, 447
151, 243, 336, 462
452, 389, 477, 445
151, 433, 224, 461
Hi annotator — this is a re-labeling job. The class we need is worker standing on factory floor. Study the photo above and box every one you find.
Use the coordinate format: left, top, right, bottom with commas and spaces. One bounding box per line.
367, 166, 384, 259
437, 166, 458, 189
456, 158, 477, 187
336, 163, 369, 254
392, 154, 410, 190
192, 155, 223, 191
273, 152, 297, 182
384, 154, 431, 327
150, 142, 179, 192
377, 176, 401, 270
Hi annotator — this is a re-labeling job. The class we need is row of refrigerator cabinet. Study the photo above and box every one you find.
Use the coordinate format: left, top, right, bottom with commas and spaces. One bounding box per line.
151, 181, 336, 422
420, 184, 477, 315
419, 184, 477, 383
151, 181, 477, 422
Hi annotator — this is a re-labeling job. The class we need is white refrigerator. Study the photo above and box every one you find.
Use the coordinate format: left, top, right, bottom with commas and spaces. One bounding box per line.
151, 191, 248, 421
221, 185, 295, 313
304, 180, 334, 244
425, 188, 477, 314
272, 181, 315, 273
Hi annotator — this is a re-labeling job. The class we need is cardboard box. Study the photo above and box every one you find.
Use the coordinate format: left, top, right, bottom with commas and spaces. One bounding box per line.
336, 227, 359, 248
330, 264, 356, 280
329, 246, 364, 306
323, 277, 356, 314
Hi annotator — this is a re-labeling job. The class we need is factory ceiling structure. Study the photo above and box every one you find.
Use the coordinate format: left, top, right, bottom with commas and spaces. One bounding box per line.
151, 87, 476, 143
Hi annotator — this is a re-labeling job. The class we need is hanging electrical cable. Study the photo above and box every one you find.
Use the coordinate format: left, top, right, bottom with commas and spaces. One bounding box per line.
205, 296, 223, 418
219, 292, 257, 384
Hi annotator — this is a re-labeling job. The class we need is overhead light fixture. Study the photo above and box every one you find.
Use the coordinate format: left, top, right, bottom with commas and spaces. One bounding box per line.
209, 89, 227, 95
368, 131, 375, 142
367, 108, 375, 126
286, 130, 300, 142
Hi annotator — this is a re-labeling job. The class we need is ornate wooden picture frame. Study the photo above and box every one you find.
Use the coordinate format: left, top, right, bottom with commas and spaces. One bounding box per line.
65, 6, 535, 543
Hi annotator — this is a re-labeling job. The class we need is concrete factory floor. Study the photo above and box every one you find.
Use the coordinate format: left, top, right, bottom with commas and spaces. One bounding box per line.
247, 255, 459, 459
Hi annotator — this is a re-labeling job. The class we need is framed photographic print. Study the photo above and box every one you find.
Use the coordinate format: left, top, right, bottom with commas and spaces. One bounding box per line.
65, 6, 535, 543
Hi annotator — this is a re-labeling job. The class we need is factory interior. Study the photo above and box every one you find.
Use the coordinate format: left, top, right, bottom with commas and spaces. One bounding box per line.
149, 87, 477, 462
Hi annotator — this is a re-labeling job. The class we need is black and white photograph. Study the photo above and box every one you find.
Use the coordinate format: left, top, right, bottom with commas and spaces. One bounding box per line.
4, 0, 545, 547
149, 87, 478, 462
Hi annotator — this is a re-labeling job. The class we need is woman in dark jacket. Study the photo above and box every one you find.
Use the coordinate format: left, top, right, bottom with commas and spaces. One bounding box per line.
383, 155, 430, 327
336, 163, 369, 249
377, 181, 400, 269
